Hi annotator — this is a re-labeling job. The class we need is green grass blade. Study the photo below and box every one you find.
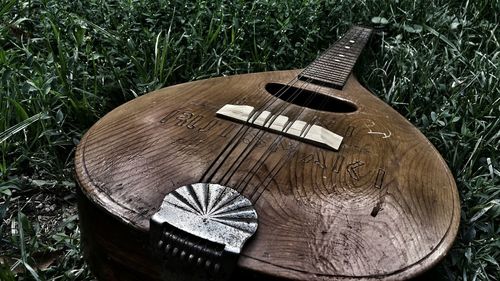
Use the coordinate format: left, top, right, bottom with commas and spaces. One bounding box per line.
0, 113, 47, 144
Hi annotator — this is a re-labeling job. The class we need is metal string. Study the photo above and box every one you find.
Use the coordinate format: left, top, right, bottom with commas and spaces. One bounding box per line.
199, 78, 305, 183
235, 78, 326, 198
200, 27, 371, 196
203, 27, 365, 185
235, 29, 372, 200
217, 76, 319, 186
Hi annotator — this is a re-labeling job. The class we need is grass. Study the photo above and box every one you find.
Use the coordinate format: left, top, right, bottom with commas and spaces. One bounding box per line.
0, 0, 498, 280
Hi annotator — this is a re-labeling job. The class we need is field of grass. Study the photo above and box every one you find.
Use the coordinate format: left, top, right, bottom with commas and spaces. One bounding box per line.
0, 0, 498, 280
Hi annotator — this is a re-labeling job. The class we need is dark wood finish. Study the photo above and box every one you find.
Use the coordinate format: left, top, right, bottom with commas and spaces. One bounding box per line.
299, 26, 372, 88
75, 68, 460, 280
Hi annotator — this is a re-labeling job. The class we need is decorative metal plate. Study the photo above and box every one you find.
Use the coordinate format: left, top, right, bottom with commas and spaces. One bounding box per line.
150, 183, 258, 281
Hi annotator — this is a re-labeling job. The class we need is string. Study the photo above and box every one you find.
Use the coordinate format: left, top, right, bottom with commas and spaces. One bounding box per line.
217, 76, 318, 186
236, 28, 372, 200
203, 26, 367, 187
236, 77, 325, 198
212, 69, 327, 187
200, 26, 371, 196
199, 78, 305, 183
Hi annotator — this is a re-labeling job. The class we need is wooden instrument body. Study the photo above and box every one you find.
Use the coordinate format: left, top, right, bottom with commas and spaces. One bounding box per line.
75, 70, 460, 280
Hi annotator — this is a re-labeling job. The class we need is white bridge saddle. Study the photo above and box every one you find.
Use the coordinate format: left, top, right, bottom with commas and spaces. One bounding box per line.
216, 104, 343, 150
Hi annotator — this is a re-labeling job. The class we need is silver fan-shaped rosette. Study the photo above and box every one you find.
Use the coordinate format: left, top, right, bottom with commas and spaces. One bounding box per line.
151, 183, 258, 255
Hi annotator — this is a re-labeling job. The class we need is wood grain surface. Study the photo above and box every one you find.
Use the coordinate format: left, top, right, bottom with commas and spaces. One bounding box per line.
74, 70, 460, 280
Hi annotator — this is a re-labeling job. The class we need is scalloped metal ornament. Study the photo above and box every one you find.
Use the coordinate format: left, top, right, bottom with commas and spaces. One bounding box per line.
150, 183, 258, 281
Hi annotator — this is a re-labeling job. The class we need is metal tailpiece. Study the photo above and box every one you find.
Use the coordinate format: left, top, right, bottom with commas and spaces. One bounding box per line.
150, 183, 258, 280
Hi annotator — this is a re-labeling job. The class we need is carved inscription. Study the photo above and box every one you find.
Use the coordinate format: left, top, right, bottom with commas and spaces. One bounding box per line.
175, 112, 194, 126
270, 139, 295, 153
160, 109, 297, 153
160, 110, 389, 196
345, 125, 354, 137
216, 104, 343, 150
371, 201, 383, 217
299, 153, 347, 175
242, 131, 268, 148
347, 161, 365, 181
374, 168, 385, 189
331, 155, 345, 173
160, 110, 180, 123
364, 119, 392, 139
298, 152, 388, 195
198, 120, 218, 132
161, 110, 235, 137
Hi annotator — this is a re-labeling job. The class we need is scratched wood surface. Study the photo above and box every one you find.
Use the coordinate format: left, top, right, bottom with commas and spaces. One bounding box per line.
74, 70, 460, 280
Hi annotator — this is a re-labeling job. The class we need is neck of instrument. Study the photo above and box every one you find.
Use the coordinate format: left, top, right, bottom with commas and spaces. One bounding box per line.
298, 26, 372, 89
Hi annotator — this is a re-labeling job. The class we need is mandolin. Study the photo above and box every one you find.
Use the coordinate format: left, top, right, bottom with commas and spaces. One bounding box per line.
74, 26, 460, 281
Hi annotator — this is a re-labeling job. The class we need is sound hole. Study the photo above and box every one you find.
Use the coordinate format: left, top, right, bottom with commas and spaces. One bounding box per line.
265, 83, 357, 113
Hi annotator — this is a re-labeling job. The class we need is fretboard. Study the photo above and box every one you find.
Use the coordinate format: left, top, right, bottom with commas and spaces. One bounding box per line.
298, 26, 372, 89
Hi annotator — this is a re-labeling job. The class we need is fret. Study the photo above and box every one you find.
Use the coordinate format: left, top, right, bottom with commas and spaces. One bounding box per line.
322, 52, 357, 62
313, 63, 356, 76
306, 70, 350, 80
304, 64, 351, 74
307, 37, 367, 70
299, 26, 372, 89
306, 68, 352, 79
304, 70, 347, 80
309, 59, 353, 71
